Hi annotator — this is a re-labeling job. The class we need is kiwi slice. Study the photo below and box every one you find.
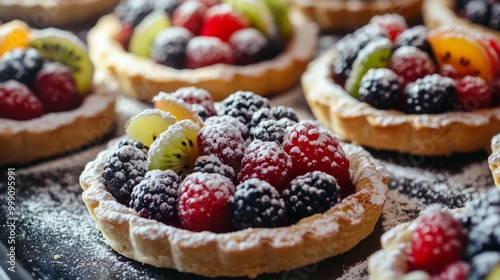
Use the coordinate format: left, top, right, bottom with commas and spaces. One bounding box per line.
30, 28, 94, 96
125, 108, 177, 147
129, 11, 170, 58
148, 119, 200, 176
261, 0, 292, 39
223, 0, 277, 37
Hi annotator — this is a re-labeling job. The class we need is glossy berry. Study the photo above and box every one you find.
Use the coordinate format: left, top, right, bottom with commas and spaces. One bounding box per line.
282, 171, 340, 223
229, 28, 270, 65
369, 14, 408, 42
468, 252, 500, 280
172, 0, 207, 35
0, 48, 43, 86
204, 115, 249, 141
32, 62, 80, 113
403, 74, 457, 115
455, 76, 492, 111
465, 0, 489, 26
170, 87, 216, 117
200, 4, 249, 42
389, 46, 436, 88
0, 80, 43, 120
238, 140, 292, 193
394, 25, 432, 55
409, 207, 465, 275
250, 119, 288, 144
150, 27, 193, 69
358, 68, 401, 110
130, 169, 181, 223
432, 261, 470, 280
193, 155, 236, 183
184, 36, 234, 69
230, 178, 286, 230
218, 91, 271, 126
178, 172, 235, 233
115, 0, 155, 27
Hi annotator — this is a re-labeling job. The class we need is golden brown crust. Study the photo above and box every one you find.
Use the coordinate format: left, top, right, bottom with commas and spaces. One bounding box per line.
423, 0, 500, 42
79, 140, 389, 278
87, 11, 319, 102
288, 0, 423, 32
302, 49, 500, 156
489, 134, 500, 188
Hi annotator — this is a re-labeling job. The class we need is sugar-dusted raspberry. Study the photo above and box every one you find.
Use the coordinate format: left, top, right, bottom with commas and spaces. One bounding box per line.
230, 178, 286, 230
358, 68, 401, 110
369, 14, 408, 42
150, 27, 193, 69
389, 46, 437, 88
172, 0, 207, 35
218, 91, 271, 126
468, 252, 500, 280
395, 25, 431, 55
250, 119, 288, 144
197, 122, 246, 170
130, 169, 181, 223
198, 0, 220, 7
200, 4, 249, 43
0, 48, 43, 86
171, 87, 216, 117
193, 155, 236, 183
282, 121, 352, 196
403, 74, 457, 115
282, 171, 340, 223
455, 76, 492, 111
178, 172, 235, 232
409, 207, 466, 274
238, 140, 292, 192
439, 64, 459, 79
432, 261, 470, 280
0, 80, 44, 121
184, 36, 234, 69
204, 115, 249, 141
229, 27, 270, 65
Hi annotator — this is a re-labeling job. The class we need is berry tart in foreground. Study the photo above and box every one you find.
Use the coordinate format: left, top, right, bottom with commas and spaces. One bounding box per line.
0, 20, 119, 166
87, 0, 318, 102
287, 0, 423, 32
303, 14, 500, 156
490, 134, 500, 187
368, 187, 500, 280
423, 0, 500, 42
79, 88, 389, 277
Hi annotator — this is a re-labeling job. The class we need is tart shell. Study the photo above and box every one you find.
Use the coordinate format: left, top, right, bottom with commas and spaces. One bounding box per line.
87, 11, 319, 102
302, 49, 500, 156
489, 134, 500, 188
79, 140, 389, 278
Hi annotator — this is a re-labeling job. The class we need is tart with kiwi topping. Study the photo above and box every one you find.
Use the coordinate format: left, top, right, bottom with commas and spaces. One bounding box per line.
303, 14, 500, 156
80, 88, 389, 278
0, 20, 118, 166
87, 0, 318, 102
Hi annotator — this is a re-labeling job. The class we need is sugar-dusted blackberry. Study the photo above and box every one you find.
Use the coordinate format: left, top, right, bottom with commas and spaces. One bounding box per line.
204, 115, 249, 141
250, 119, 287, 144
130, 169, 181, 223
403, 74, 457, 114
218, 91, 271, 126
468, 252, 500, 280
490, 3, 500, 30
358, 68, 401, 110
465, 0, 490, 26
230, 178, 286, 230
229, 27, 271, 65
114, 0, 155, 27
466, 214, 500, 258
0, 48, 43, 86
193, 155, 236, 183
155, 0, 182, 17
150, 27, 193, 69
462, 188, 500, 229
394, 25, 432, 55
102, 144, 148, 205
117, 139, 149, 154
271, 106, 299, 123
249, 107, 273, 128
282, 171, 340, 223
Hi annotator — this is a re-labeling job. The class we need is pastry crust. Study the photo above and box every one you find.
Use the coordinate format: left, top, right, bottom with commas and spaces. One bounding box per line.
79, 140, 389, 278
0, 0, 120, 28
302, 49, 500, 156
423, 0, 500, 42
489, 134, 500, 188
87, 11, 319, 102
0, 71, 119, 166
288, 0, 423, 32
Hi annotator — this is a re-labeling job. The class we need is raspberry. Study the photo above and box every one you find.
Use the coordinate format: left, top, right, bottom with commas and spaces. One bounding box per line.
193, 155, 236, 183
455, 76, 492, 111
200, 4, 249, 43
409, 207, 465, 274
197, 122, 246, 170
218, 91, 271, 126
184, 36, 234, 69
0, 80, 44, 120
369, 14, 408, 42
403, 74, 457, 115
172, 0, 207, 35
466, 214, 500, 258
282, 171, 340, 223
468, 252, 500, 280
394, 25, 432, 55
432, 261, 470, 280
229, 28, 270, 65
0, 48, 43, 86
101, 144, 148, 205
150, 27, 193, 69
204, 115, 249, 141
250, 119, 288, 144
170, 87, 216, 117
282, 121, 352, 197
439, 64, 459, 79
358, 68, 401, 110
198, 0, 220, 7
178, 172, 235, 233
130, 169, 181, 223
32, 62, 80, 113
465, 0, 489, 26
237, 140, 292, 192
230, 178, 286, 230
389, 46, 437, 88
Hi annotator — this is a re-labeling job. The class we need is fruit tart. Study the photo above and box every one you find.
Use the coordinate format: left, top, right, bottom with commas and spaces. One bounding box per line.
423, 0, 500, 42
368, 187, 500, 280
80, 88, 389, 277
490, 134, 500, 187
0, 20, 118, 166
87, 0, 318, 102
303, 14, 500, 156
288, 0, 423, 32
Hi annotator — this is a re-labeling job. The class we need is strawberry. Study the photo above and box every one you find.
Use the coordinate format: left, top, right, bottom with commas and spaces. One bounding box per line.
0, 80, 44, 120
172, 1, 207, 35
200, 4, 249, 43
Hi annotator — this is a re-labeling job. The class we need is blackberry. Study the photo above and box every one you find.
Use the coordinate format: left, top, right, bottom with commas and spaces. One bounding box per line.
358, 68, 401, 110
101, 144, 148, 205
117, 139, 149, 154
468, 252, 500, 280
250, 119, 288, 144
230, 28, 271, 65
114, 0, 155, 27
249, 107, 273, 128
465, 0, 490, 26
130, 169, 181, 223
218, 91, 271, 126
0, 48, 43, 86
155, 0, 182, 17
150, 27, 192, 69
271, 106, 299, 123
403, 74, 457, 114
466, 215, 500, 258
193, 155, 236, 183
204, 115, 249, 141
462, 188, 500, 229
230, 178, 286, 230
490, 3, 500, 30
394, 25, 432, 55
282, 171, 340, 223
